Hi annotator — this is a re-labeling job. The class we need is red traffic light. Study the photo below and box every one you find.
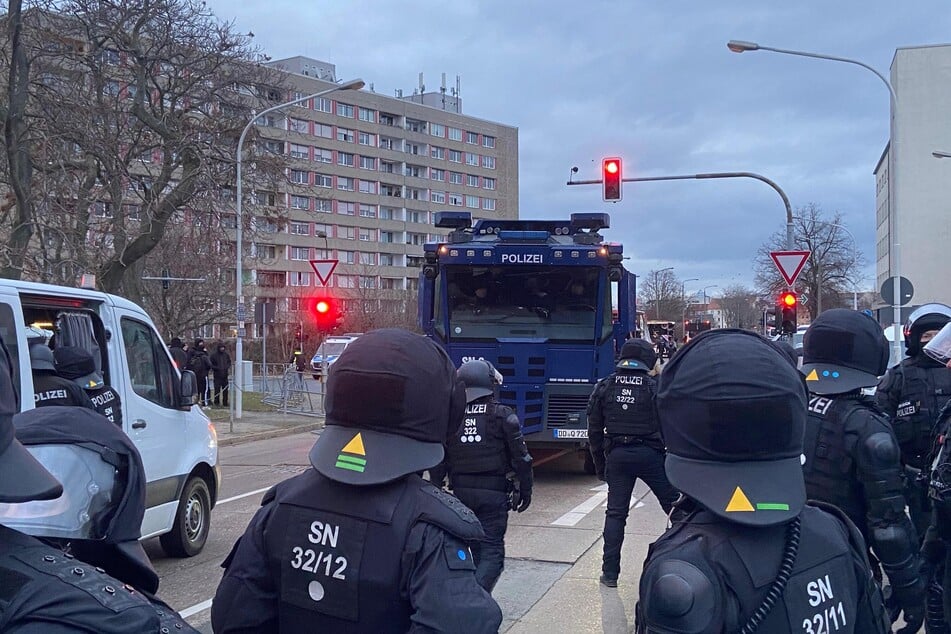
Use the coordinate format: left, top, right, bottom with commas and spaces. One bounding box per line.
602, 157, 622, 202
310, 296, 343, 334
315, 299, 331, 314
780, 291, 797, 307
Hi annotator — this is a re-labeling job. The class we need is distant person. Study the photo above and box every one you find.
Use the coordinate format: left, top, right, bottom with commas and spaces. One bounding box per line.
168, 337, 187, 370
212, 329, 502, 632
54, 346, 123, 427
635, 330, 889, 633
187, 339, 211, 406
29, 344, 94, 409
209, 342, 232, 407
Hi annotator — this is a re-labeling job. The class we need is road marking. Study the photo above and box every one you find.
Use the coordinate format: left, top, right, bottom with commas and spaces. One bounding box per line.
180, 598, 213, 619
550, 483, 609, 526
216, 486, 272, 506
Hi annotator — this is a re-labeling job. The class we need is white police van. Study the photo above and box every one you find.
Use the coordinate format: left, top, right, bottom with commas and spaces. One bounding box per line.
0, 279, 219, 557
310, 333, 361, 380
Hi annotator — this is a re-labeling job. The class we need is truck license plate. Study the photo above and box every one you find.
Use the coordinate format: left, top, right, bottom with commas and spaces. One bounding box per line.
553, 429, 588, 439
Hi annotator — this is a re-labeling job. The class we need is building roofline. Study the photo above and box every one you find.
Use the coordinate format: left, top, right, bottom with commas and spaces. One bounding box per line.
873, 142, 890, 174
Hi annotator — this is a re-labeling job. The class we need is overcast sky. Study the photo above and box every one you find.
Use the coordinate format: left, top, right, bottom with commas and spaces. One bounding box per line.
205, 1, 951, 299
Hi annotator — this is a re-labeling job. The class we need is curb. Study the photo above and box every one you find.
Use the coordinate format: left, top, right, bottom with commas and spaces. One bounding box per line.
218, 421, 324, 447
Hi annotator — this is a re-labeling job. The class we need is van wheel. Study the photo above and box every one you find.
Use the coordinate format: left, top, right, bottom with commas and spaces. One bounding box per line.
161, 476, 211, 558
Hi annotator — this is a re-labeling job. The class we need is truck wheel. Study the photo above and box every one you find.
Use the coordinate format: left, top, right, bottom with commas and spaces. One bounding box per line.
583, 451, 596, 475
160, 476, 211, 558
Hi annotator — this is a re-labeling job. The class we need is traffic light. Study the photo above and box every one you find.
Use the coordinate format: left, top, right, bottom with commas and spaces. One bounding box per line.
311, 296, 343, 334
602, 157, 622, 202
779, 291, 798, 335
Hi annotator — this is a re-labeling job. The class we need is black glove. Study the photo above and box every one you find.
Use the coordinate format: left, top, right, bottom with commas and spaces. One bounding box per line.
891, 582, 926, 634
516, 490, 531, 513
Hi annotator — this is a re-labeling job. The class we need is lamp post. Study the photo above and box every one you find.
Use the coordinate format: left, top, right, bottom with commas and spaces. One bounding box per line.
728, 39, 902, 363
702, 285, 718, 304
653, 267, 674, 320
234, 78, 364, 418
935, 151, 951, 159
681, 277, 699, 337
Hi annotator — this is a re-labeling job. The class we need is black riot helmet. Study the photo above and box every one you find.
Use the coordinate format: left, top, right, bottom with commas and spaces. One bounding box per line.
617, 339, 657, 371
801, 309, 888, 395
457, 359, 503, 403
904, 303, 951, 356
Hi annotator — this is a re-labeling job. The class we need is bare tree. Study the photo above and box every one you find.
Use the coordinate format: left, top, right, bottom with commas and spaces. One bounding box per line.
0, 1, 287, 294
640, 269, 686, 322
754, 203, 863, 320
719, 284, 761, 329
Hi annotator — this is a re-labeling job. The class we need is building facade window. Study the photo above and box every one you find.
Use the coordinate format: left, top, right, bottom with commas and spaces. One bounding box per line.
289, 118, 309, 134
430, 123, 445, 138
408, 210, 428, 224
358, 107, 375, 122
337, 177, 355, 191
359, 156, 377, 170
290, 221, 310, 235
290, 195, 310, 210
405, 164, 426, 178
465, 195, 479, 209
339, 227, 356, 241
315, 123, 333, 138
448, 194, 463, 206
289, 271, 311, 286
380, 255, 395, 267
358, 132, 375, 146
314, 199, 333, 213
338, 152, 355, 167
358, 246, 376, 259
482, 155, 496, 169
380, 207, 400, 220
483, 135, 496, 148
336, 103, 354, 118
482, 198, 496, 211
430, 191, 445, 204
359, 180, 377, 194
465, 152, 479, 166
289, 169, 309, 184
405, 142, 423, 156
380, 231, 395, 243
431, 146, 445, 160
289, 143, 309, 159
337, 128, 355, 143
431, 169, 445, 182
483, 177, 496, 190
448, 127, 462, 142
449, 172, 464, 185
465, 131, 478, 144
448, 150, 462, 163
467, 174, 479, 187
359, 204, 377, 218
314, 147, 332, 163
336, 275, 356, 288
315, 173, 332, 188
315, 97, 332, 113
338, 202, 356, 216
290, 246, 310, 260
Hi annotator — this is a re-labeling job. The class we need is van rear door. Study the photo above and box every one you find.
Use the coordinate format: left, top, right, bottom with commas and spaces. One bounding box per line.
115, 309, 188, 537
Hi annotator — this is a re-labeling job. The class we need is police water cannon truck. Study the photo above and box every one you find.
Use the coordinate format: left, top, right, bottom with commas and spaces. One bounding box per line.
418, 212, 637, 471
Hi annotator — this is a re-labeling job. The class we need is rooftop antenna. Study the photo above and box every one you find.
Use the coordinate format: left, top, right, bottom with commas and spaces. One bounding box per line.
418, 72, 424, 94
455, 75, 461, 113
440, 73, 447, 109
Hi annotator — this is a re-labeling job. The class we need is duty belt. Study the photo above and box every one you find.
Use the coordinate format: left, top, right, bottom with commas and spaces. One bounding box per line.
607, 435, 646, 446
451, 473, 509, 492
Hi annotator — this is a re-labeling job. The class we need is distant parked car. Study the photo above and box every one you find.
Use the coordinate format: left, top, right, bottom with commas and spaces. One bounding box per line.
310, 334, 361, 380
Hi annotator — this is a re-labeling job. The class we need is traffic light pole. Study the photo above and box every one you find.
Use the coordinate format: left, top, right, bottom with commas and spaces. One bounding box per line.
568, 170, 794, 251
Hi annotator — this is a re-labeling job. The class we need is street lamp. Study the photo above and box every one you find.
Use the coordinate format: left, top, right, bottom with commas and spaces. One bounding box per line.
727, 39, 903, 363
934, 151, 951, 159
233, 77, 364, 418
702, 285, 718, 304
792, 216, 860, 311
653, 267, 674, 320
681, 278, 699, 336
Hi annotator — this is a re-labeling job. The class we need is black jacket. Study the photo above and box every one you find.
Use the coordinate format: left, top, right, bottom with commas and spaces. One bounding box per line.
210, 348, 232, 378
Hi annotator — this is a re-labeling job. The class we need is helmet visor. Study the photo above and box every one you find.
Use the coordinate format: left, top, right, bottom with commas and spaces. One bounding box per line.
0, 444, 117, 540
924, 323, 951, 365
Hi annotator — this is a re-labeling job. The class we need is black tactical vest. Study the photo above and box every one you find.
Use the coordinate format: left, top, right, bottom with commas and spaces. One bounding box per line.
803, 397, 866, 535
88, 386, 122, 426
892, 360, 951, 468
446, 401, 508, 476
603, 371, 661, 441
640, 506, 873, 633
263, 469, 474, 633
32, 373, 87, 408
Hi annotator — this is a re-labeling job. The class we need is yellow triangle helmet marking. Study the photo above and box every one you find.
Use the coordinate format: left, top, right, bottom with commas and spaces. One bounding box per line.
725, 486, 755, 512
341, 433, 366, 456
805, 369, 819, 381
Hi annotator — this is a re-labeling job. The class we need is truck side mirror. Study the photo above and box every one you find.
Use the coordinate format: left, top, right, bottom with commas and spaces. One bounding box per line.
179, 369, 197, 409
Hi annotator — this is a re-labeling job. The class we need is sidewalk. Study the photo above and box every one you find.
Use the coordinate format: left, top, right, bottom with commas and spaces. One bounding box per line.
202, 403, 324, 447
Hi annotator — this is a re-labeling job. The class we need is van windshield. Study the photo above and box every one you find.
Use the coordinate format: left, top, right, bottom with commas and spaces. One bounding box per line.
318, 342, 348, 356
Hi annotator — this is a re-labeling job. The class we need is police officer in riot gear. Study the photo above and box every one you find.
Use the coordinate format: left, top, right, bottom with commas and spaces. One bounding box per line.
29, 344, 94, 410
878, 303, 951, 533
801, 309, 926, 633
53, 346, 123, 427
587, 338, 678, 587
212, 329, 502, 633
636, 329, 889, 633
0, 342, 196, 631
435, 359, 534, 593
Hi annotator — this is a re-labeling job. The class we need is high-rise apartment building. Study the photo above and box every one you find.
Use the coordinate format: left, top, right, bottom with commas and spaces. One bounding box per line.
874, 45, 951, 320
243, 56, 519, 333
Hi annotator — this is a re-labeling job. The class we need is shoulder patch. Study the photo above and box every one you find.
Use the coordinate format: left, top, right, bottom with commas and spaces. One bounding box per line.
417, 483, 484, 542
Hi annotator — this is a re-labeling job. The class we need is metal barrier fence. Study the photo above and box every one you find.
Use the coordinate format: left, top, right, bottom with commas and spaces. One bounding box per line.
259, 364, 325, 417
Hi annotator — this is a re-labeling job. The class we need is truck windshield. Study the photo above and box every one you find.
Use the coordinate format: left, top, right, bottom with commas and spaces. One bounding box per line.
441, 265, 606, 342
317, 342, 348, 356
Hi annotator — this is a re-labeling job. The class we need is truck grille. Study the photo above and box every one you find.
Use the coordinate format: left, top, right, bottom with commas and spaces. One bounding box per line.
546, 394, 590, 428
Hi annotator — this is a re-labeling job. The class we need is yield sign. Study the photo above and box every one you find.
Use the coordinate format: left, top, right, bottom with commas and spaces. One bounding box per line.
309, 259, 338, 286
770, 251, 810, 287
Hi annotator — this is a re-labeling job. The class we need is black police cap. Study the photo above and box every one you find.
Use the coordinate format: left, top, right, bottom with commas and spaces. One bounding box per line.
617, 338, 656, 371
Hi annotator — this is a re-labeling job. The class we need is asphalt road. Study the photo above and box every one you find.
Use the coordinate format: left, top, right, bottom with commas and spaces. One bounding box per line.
147, 432, 671, 633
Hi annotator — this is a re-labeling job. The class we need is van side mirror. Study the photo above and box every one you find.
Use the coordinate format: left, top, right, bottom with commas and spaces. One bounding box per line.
179, 369, 197, 408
